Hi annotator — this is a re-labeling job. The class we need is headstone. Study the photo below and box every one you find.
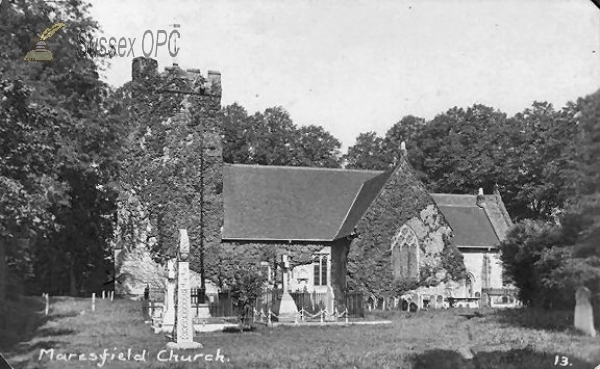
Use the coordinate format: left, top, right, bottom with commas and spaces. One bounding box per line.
401, 299, 409, 311
436, 295, 443, 309
166, 230, 202, 349
278, 255, 298, 322
409, 302, 418, 312
481, 293, 489, 308
574, 286, 596, 337
161, 259, 176, 332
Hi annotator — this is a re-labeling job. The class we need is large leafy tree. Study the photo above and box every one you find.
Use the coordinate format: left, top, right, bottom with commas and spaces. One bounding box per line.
344, 132, 388, 170
0, 0, 122, 297
499, 89, 600, 309
0, 79, 67, 304
220, 104, 342, 168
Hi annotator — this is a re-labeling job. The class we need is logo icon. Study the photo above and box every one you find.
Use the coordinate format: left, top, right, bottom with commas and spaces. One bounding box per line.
24, 22, 66, 62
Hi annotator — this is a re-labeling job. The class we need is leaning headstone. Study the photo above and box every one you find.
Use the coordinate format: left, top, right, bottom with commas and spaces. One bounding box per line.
167, 230, 202, 349
574, 286, 596, 337
436, 295, 443, 309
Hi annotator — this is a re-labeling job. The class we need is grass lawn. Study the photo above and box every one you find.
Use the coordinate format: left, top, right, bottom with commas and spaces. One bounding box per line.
1, 296, 599, 369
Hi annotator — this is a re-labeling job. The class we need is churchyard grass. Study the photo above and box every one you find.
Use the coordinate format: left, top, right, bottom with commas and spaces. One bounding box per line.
2, 297, 599, 369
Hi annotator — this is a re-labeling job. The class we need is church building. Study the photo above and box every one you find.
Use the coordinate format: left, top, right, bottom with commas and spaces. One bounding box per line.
115, 58, 515, 310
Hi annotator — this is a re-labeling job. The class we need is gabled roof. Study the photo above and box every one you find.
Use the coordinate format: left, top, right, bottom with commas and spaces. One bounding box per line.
335, 169, 394, 239
222, 164, 382, 241
430, 193, 512, 248
223, 164, 513, 245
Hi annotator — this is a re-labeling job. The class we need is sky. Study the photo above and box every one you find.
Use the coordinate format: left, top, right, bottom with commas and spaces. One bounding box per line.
88, 0, 600, 150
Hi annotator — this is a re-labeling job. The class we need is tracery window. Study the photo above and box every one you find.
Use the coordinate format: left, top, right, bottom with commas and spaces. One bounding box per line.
391, 225, 419, 280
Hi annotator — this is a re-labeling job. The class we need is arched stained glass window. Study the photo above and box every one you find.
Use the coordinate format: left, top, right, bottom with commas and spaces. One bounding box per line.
391, 225, 419, 280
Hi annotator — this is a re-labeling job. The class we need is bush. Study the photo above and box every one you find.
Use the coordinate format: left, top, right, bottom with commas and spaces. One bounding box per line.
229, 266, 267, 330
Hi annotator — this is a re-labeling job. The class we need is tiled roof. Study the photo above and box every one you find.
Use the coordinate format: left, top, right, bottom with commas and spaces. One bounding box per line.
223, 164, 513, 244
430, 193, 512, 247
222, 164, 382, 240
335, 169, 394, 239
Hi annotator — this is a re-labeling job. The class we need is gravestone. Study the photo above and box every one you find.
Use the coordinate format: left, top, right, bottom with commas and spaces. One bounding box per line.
166, 230, 202, 349
401, 299, 409, 311
436, 295, 443, 309
278, 255, 298, 322
409, 302, 418, 312
160, 259, 176, 333
481, 293, 488, 308
574, 286, 596, 337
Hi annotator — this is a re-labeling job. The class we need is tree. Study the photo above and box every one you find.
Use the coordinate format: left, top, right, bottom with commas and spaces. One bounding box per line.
383, 115, 425, 163
294, 125, 342, 168
0, 79, 67, 303
344, 132, 389, 170
0, 0, 122, 297
220, 104, 343, 168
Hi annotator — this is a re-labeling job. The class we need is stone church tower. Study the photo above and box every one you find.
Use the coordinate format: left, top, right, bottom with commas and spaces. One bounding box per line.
115, 58, 222, 296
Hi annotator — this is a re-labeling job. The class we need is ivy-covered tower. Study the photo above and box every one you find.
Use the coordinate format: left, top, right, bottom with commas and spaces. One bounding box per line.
120, 57, 223, 293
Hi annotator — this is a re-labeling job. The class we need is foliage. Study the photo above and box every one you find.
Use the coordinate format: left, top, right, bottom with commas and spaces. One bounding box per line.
439, 235, 468, 282
207, 242, 323, 291
347, 155, 464, 297
499, 88, 600, 309
228, 266, 267, 329
0, 0, 121, 299
344, 132, 388, 170
220, 103, 342, 168
345, 102, 580, 222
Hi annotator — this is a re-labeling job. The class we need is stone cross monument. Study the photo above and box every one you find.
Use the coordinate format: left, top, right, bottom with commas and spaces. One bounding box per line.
166, 229, 202, 349
278, 254, 298, 322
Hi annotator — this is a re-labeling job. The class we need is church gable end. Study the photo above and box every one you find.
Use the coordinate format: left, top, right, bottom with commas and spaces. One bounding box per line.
347, 152, 463, 297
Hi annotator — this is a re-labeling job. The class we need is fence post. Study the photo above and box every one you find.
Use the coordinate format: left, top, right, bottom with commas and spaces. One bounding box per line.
345, 308, 349, 323
91, 293, 95, 312
268, 309, 272, 325
321, 310, 324, 323
44, 293, 49, 315
110, 291, 114, 301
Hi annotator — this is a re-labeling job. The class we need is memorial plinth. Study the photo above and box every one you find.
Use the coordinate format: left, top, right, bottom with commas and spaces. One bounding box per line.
277, 255, 298, 322
166, 230, 202, 349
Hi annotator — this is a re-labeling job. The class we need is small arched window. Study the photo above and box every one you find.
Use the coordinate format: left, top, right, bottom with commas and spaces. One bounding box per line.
391, 225, 419, 280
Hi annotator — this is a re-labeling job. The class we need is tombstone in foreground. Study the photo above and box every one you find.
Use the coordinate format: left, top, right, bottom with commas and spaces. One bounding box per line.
166, 230, 202, 349
574, 286, 596, 337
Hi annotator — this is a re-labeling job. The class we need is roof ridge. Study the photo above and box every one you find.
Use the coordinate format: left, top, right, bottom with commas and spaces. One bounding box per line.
226, 163, 385, 173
